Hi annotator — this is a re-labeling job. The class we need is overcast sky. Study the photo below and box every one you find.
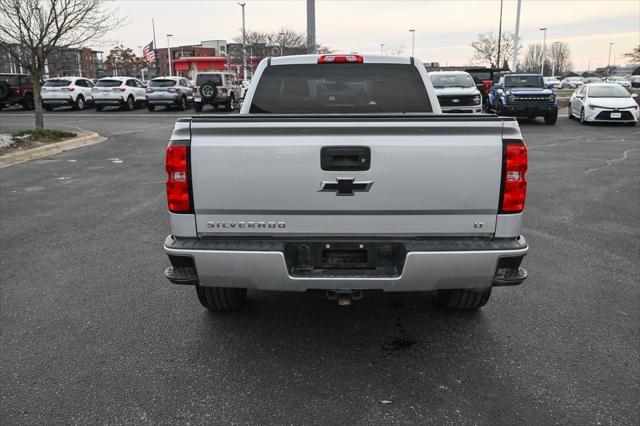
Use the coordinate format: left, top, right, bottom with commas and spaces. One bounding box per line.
104, 0, 640, 71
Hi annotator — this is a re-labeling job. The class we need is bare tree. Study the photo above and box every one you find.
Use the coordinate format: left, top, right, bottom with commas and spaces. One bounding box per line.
522, 43, 545, 73
549, 42, 573, 76
0, 0, 122, 128
623, 45, 640, 63
471, 32, 520, 68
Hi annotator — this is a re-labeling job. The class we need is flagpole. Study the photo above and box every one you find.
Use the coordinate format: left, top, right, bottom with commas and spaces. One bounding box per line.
152, 18, 158, 76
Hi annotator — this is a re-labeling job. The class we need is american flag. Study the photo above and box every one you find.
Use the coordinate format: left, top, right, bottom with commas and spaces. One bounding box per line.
142, 41, 156, 64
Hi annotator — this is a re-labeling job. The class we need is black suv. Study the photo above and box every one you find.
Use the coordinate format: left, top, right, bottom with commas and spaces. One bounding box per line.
0, 74, 35, 110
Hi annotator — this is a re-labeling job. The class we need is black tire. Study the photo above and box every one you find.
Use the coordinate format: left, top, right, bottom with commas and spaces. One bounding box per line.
580, 108, 588, 125
0, 82, 10, 100
125, 96, 134, 111
195, 286, 247, 311
544, 111, 558, 125
72, 95, 84, 111
199, 83, 217, 100
95, 104, 104, 111
194, 103, 203, 112
22, 93, 34, 110
437, 288, 492, 310
567, 106, 573, 119
147, 103, 155, 112
177, 96, 187, 111
628, 121, 637, 126
225, 95, 235, 111
495, 103, 504, 116
44, 105, 54, 111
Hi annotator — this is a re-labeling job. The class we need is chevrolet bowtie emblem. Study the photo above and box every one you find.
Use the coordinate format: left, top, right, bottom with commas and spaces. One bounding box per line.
318, 178, 373, 196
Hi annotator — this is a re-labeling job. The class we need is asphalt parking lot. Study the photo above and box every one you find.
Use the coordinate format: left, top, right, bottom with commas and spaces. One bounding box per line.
1, 107, 638, 424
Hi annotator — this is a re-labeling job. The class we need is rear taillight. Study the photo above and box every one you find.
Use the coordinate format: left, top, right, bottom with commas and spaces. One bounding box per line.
499, 140, 528, 213
318, 54, 363, 63
221, 88, 227, 94
119, 87, 126, 92
192, 87, 197, 93
165, 144, 192, 213
67, 87, 75, 92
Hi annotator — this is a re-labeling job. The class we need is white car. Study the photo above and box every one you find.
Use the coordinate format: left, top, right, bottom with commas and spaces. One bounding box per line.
41, 77, 95, 111
428, 71, 482, 114
604, 76, 632, 88
569, 83, 638, 125
92, 77, 147, 111
543, 77, 562, 89
561, 76, 584, 89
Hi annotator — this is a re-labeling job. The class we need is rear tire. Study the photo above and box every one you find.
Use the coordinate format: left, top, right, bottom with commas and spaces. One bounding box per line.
72, 95, 84, 111
22, 94, 34, 110
194, 103, 203, 112
95, 104, 104, 111
225, 95, 235, 111
177, 96, 187, 111
196, 286, 247, 311
437, 288, 492, 310
147, 103, 155, 112
44, 105, 54, 111
628, 121, 637, 126
125, 96, 134, 111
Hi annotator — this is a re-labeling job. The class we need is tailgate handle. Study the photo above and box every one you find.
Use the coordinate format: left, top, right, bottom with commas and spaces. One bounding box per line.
321, 146, 370, 171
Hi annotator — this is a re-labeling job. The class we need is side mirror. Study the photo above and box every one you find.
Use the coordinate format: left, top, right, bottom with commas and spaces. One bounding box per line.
576, 94, 584, 99
632, 94, 638, 98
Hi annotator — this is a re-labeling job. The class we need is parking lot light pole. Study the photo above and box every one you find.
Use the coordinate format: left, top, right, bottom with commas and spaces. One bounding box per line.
539, 28, 547, 75
551, 41, 560, 77
380, 43, 384, 55
512, 0, 522, 72
138, 45, 145, 81
409, 29, 415, 57
166, 34, 173, 77
607, 42, 615, 76
238, 2, 246, 81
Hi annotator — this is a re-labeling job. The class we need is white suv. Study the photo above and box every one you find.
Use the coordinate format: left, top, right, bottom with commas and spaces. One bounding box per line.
193, 72, 242, 112
92, 77, 147, 111
428, 71, 483, 114
41, 77, 95, 111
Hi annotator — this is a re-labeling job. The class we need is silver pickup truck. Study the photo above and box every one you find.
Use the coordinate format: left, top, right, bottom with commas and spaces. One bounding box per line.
163, 54, 529, 311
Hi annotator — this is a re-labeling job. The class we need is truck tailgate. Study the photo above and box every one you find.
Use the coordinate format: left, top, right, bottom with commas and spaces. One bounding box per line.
189, 115, 507, 237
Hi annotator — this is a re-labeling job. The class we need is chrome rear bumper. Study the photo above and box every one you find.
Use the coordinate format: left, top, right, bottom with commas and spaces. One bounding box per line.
163, 235, 528, 292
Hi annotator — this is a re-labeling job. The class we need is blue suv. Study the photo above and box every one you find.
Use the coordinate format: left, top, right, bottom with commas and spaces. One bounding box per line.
488, 73, 558, 125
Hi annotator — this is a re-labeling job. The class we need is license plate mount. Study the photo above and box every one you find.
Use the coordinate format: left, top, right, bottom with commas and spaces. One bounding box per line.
611, 112, 622, 119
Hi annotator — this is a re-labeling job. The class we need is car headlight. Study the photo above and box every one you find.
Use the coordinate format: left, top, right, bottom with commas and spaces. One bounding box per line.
548, 94, 556, 102
473, 95, 481, 105
588, 103, 606, 110
508, 95, 515, 102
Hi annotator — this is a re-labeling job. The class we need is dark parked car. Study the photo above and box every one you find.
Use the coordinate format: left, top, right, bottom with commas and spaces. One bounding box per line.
627, 75, 640, 88
487, 73, 558, 125
0, 73, 35, 110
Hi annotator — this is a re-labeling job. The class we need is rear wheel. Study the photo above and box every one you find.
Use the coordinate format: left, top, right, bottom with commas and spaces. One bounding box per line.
196, 286, 247, 311
73, 95, 84, 111
21, 94, 34, 110
177, 96, 187, 111
125, 96, 134, 111
95, 104, 104, 111
437, 288, 492, 310
147, 103, 155, 112
194, 103, 203, 112
628, 121, 637, 127
225, 95, 235, 111
44, 105, 54, 111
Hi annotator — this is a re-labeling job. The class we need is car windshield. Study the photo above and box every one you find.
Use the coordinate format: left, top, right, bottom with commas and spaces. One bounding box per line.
589, 85, 631, 98
504, 75, 544, 88
96, 79, 122, 87
196, 74, 223, 86
430, 74, 475, 88
250, 63, 431, 114
44, 79, 71, 87
0, 75, 20, 85
149, 79, 177, 87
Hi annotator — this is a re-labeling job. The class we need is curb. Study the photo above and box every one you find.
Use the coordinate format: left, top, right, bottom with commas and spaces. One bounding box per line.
0, 131, 107, 168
